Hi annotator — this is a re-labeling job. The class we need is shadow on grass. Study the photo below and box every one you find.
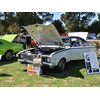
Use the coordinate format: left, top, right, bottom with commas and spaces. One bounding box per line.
41, 60, 85, 79
0, 57, 17, 66
0, 73, 12, 77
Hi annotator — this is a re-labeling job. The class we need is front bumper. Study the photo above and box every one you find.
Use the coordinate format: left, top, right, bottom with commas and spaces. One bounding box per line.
18, 58, 55, 68
18, 59, 33, 64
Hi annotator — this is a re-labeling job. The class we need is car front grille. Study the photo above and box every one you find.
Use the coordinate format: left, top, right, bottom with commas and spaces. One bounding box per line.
42, 57, 47, 62
21, 53, 35, 61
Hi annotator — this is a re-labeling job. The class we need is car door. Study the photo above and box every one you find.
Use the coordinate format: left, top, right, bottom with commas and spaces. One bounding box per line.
70, 37, 95, 60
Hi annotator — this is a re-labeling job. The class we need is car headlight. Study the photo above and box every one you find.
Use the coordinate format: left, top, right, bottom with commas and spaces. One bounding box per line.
46, 57, 51, 63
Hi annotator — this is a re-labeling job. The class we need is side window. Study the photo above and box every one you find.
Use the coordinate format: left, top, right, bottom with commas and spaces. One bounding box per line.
71, 38, 81, 47
62, 38, 70, 46
71, 37, 87, 47
78, 39, 84, 45
71, 38, 79, 47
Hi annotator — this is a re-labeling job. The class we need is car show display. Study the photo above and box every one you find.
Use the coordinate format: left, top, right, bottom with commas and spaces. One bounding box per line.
84, 52, 100, 75
27, 64, 42, 75
18, 24, 97, 72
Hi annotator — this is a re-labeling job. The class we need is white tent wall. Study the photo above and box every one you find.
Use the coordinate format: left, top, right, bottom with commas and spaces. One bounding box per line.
68, 32, 88, 40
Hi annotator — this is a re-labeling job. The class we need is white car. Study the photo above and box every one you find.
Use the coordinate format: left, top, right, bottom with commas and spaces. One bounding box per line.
18, 24, 97, 72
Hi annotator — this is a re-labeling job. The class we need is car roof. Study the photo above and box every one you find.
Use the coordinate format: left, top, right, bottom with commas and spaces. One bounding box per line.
61, 36, 87, 43
61, 36, 84, 39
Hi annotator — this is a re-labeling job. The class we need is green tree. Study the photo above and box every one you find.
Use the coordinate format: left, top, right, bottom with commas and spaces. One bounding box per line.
61, 12, 95, 32
0, 12, 5, 34
0, 22, 4, 34
88, 21, 100, 34
0, 12, 17, 33
6, 12, 17, 25
0, 12, 54, 33
38, 12, 53, 23
0, 12, 4, 19
97, 13, 100, 21
87, 13, 100, 34
7, 23, 20, 34
16, 12, 38, 26
16, 12, 53, 26
52, 20, 65, 34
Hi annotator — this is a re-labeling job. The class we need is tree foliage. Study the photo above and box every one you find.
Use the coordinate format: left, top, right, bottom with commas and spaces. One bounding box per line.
0, 12, 54, 34
61, 12, 95, 32
88, 20, 100, 34
7, 23, 20, 33
0, 12, 98, 34
0, 22, 4, 34
16, 12, 53, 26
52, 20, 65, 34
87, 13, 100, 34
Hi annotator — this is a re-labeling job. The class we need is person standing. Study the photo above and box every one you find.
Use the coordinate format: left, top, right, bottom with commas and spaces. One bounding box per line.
26, 34, 31, 48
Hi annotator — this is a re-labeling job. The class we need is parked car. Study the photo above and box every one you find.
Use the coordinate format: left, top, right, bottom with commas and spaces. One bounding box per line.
1, 34, 27, 49
86, 33, 97, 40
0, 39, 23, 61
86, 33, 100, 48
18, 24, 97, 72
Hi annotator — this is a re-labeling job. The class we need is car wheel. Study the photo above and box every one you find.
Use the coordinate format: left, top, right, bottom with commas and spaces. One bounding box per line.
4, 51, 13, 61
56, 59, 66, 72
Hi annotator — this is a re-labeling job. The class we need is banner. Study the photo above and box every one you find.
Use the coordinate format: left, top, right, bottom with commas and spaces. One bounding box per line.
84, 52, 100, 75
27, 64, 42, 75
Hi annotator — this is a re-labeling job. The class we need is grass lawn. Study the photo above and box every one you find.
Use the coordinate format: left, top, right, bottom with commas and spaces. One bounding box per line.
0, 57, 100, 87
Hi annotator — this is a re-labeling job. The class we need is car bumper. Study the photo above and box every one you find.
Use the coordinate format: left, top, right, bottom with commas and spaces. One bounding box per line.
18, 59, 33, 64
18, 58, 55, 68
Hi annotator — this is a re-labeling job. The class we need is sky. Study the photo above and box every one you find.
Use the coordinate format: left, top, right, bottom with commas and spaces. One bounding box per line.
45, 12, 64, 25
51, 12, 64, 20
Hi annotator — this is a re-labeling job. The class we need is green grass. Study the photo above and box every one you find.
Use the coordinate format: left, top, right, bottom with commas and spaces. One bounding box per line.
0, 57, 100, 87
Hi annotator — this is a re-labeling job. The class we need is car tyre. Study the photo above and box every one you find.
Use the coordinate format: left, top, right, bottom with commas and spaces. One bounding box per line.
55, 58, 66, 72
4, 51, 13, 61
